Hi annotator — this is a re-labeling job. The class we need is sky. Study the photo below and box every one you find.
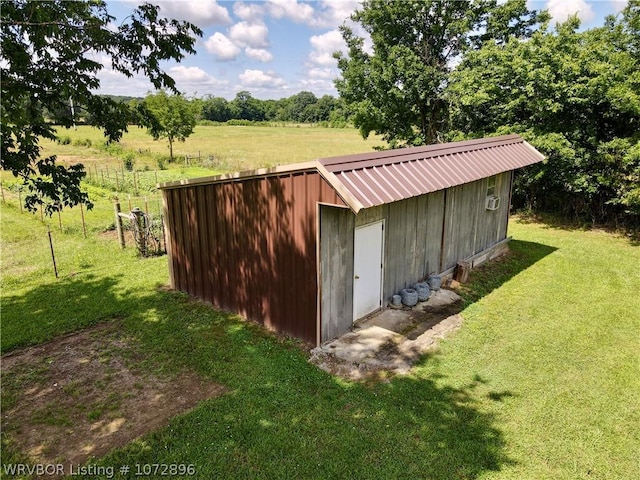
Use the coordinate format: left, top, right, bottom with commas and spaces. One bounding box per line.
100, 0, 630, 100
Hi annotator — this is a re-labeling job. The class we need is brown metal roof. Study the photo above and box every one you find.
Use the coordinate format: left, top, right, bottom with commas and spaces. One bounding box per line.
159, 134, 544, 214
317, 134, 544, 210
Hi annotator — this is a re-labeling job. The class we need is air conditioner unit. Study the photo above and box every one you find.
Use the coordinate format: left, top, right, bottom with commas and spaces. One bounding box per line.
485, 195, 500, 211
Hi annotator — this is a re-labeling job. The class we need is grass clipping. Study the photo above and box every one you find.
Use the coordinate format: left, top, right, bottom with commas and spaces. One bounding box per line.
1, 322, 225, 472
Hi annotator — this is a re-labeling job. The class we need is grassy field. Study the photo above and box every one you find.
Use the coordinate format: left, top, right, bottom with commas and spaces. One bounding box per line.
1, 199, 638, 479
37, 124, 385, 174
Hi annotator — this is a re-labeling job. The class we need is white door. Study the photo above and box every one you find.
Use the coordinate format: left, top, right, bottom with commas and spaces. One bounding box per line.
353, 221, 384, 322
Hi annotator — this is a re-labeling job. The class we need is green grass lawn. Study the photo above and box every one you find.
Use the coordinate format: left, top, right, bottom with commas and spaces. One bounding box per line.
1, 194, 638, 479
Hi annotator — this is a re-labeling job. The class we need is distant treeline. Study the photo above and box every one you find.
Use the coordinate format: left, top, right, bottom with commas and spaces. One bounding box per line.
96, 91, 351, 126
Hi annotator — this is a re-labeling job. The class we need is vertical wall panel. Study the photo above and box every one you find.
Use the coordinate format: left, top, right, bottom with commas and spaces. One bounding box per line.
425, 190, 444, 277
473, 172, 511, 254
171, 188, 187, 292
320, 205, 354, 342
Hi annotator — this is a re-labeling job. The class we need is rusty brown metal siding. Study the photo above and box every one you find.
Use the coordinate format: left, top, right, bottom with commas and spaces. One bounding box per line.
162, 171, 344, 344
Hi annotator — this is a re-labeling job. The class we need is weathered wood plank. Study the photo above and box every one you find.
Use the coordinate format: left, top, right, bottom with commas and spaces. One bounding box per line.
320, 205, 355, 342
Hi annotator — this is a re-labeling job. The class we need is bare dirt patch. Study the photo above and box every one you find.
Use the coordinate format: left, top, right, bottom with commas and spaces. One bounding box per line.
1, 322, 225, 473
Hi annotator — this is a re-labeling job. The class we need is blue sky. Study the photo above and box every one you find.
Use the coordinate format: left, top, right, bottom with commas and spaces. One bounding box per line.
100, 1, 629, 100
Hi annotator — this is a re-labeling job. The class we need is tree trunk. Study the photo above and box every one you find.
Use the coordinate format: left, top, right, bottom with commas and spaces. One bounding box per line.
168, 137, 174, 162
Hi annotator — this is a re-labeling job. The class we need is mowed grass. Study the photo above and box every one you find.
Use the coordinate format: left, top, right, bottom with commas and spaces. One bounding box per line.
1, 195, 638, 478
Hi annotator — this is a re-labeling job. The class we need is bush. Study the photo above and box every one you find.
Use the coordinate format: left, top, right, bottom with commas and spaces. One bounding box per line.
156, 157, 166, 170
73, 138, 92, 147
226, 119, 254, 126
56, 135, 71, 145
122, 152, 135, 172
99, 141, 124, 156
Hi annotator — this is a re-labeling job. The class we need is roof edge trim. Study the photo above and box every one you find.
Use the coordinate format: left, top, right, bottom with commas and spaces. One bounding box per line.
157, 161, 318, 189
315, 163, 365, 214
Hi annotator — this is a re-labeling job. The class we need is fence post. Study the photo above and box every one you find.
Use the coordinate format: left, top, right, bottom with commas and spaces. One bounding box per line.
114, 201, 126, 249
80, 202, 87, 238
47, 226, 59, 278
57, 205, 63, 232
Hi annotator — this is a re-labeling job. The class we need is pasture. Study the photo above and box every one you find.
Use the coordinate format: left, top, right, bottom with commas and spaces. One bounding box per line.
0, 125, 638, 479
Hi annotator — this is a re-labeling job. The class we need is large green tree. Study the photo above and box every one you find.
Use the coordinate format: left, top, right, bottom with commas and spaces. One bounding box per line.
448, 1, 640, 223
334, 0, 547, 147
142, 91, 197, 162
1, 0, 201, 214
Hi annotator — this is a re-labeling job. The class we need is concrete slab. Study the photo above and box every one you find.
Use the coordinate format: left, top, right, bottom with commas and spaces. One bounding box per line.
310, 289, 465, 380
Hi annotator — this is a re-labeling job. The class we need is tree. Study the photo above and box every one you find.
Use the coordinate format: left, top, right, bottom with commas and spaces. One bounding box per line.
284, 91, 318, 123
201, 96, 232, 122
1, 0, 201, 214
334, 0, 547, 147
447, 2, 640, 224
230, 91, 265, 121
142, 91, 197, 162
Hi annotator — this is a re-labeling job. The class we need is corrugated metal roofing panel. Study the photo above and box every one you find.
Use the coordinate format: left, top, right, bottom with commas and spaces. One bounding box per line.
318, 134, 544, 209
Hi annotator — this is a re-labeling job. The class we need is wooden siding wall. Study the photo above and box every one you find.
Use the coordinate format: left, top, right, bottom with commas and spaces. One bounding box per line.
319, 206, 355, 342
320, 190, 446, 341
163, 171, 344, 344
355, 191, 445, 304
441, 172, 511, 270
319, 174, 513, 341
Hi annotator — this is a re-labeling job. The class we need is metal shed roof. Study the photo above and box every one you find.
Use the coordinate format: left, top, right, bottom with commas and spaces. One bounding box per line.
159, 134, 544, 214
317, 134, 544, 210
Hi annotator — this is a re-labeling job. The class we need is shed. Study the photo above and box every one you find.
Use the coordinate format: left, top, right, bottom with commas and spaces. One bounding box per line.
159, 134, 544, 345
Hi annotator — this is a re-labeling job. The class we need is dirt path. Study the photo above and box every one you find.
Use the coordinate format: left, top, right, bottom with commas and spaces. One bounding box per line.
1, 322, 225, 474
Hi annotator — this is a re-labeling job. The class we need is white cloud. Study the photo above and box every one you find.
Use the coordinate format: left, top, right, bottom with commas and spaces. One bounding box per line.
264, 0, 358, 28
545, 0, 595, 25
312, 0, 360, 28
168, 66, 227, 85
204, 32, 241, 61
307, 67, 337, 80
229, 21, 269, 48
239, 69, 286, 87
233, 2, 266, 22
265, 0, 359, 28
610, 0, 628, 14
245, 47, 274, 62
266, 0, 316, 24
155, 0, 231, 26
309, 29, 345, 66
169, 66, 211, 83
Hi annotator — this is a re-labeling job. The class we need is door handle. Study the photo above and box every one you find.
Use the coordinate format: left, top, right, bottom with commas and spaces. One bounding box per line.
355, 275, 360, 279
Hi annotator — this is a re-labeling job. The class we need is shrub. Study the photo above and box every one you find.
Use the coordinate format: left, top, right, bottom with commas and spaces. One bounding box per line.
123, 152, 135, 172
56, 135, 71, 145
73, 138, 92, 147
